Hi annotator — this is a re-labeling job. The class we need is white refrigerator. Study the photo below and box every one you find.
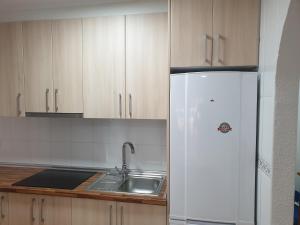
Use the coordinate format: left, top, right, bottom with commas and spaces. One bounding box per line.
170, 72, 257, 225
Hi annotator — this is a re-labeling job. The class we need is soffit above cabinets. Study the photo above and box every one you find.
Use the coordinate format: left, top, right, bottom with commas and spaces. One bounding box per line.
0, 0, 168, 22
0, 0, 145, 11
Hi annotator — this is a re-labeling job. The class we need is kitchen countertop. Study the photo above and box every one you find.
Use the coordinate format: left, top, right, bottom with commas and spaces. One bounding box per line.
0, 166, 167, 206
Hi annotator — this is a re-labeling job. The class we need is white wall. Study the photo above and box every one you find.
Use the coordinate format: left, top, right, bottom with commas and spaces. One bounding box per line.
257, 0, 291, 224
272, 0, 300, 224
296, 84, 300, 192
0, 118, 167, 171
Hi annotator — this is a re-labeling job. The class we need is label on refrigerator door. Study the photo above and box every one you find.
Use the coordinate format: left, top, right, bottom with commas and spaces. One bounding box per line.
218, 122, 232, 133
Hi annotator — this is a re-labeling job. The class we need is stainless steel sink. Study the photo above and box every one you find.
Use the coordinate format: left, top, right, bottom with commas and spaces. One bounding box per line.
88, 173, 164, 196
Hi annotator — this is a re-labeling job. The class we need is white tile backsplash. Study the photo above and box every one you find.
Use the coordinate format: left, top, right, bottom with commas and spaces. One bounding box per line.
0, 118, 167, 171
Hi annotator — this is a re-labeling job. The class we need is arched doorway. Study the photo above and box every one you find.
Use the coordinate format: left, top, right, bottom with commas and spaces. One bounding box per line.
272, 0, 300, 224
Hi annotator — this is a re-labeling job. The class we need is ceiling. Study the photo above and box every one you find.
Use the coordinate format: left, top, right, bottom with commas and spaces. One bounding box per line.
0, 0, 144, 11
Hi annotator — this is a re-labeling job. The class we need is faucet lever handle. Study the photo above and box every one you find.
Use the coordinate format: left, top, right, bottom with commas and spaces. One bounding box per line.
114, 166, 122, 174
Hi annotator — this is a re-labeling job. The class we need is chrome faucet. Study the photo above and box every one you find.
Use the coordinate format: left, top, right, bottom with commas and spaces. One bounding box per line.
117, 142, 135, 180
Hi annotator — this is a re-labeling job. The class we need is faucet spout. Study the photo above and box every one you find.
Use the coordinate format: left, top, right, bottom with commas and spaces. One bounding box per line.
121, 142, 135, 180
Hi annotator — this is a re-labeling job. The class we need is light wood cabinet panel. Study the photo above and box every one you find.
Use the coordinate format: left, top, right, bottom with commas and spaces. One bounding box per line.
38, 196, 54, 225
52, 19, 83, 113
23, 20, 53, 113
126, 13, 168, 120
83, 16, 125, 119
9, 193, 39, 225
72, 198, 116, 225
117, 202, 166, 225
0, 22, 24, 117
40, 196, 71, 225
9, 194, 71, 225
0, 193, 8, 225
212, 0, 259, 66
52, 197, 72, 225
170, 0, 213, 67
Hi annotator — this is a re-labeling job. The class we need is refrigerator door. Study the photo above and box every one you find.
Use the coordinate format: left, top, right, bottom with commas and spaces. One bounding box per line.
185, 72, 240, 223
170, 72, 257, 225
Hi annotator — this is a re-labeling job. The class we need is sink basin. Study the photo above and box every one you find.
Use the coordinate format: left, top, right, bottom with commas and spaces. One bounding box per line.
88, 173, 164, 196
118, 177, 162, 195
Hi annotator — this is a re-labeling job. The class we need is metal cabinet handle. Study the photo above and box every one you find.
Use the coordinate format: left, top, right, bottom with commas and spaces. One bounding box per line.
217, 34, 225, 65
129, 94, 132, 119
204, 34, 212, 65
119, 94, 122, 118
17, 93, 22, 116
0, 196, 5, 219
55, 89, 59, 112
45, 89, 50, 112
120, 205, 124, 225
109, 205, 113, 225
40, 199, 45, 223
31, 198, 36, 223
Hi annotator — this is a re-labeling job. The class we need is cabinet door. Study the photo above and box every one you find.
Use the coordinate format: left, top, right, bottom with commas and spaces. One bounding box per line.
72, 198, 116, 225
9, 193, 39, 225
0, 22, 24, 117
23, 21, 53, 113
83, 16, 125, 119
126, 13, 168, 120
39, 196, 71, 225
0, 193, 8, 225
117, 203, 166, 225
170, 0, 213, 67
52, 19, 83, 113
213, 0, 259, 66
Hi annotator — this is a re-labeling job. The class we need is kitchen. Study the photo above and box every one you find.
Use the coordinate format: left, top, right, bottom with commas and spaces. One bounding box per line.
0, 0, 271, 225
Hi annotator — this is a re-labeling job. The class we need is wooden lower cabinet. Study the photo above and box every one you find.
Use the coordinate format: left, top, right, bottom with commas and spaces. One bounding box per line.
117, 202, 166, 225
72, 198, 116, 225
7, 194, 166, 225
72, 198, 166, 225
9, 193, 71, 225
0, 193, 8, 225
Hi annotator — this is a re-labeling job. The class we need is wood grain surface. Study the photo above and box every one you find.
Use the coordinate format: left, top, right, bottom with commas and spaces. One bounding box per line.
0, 166, 167, 206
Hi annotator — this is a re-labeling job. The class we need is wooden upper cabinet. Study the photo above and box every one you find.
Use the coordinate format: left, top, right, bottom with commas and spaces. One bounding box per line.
117, 202, 166, 225
171, 0, 213, 67
52, 19, 83, 113
23, 20, 53, 113
83, 16, 125, 119
126, 13, 168, 120
170, 0, 259, 67
72, 198, 116, 225
0, 22, 24, 117
213, 0, 259, 66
